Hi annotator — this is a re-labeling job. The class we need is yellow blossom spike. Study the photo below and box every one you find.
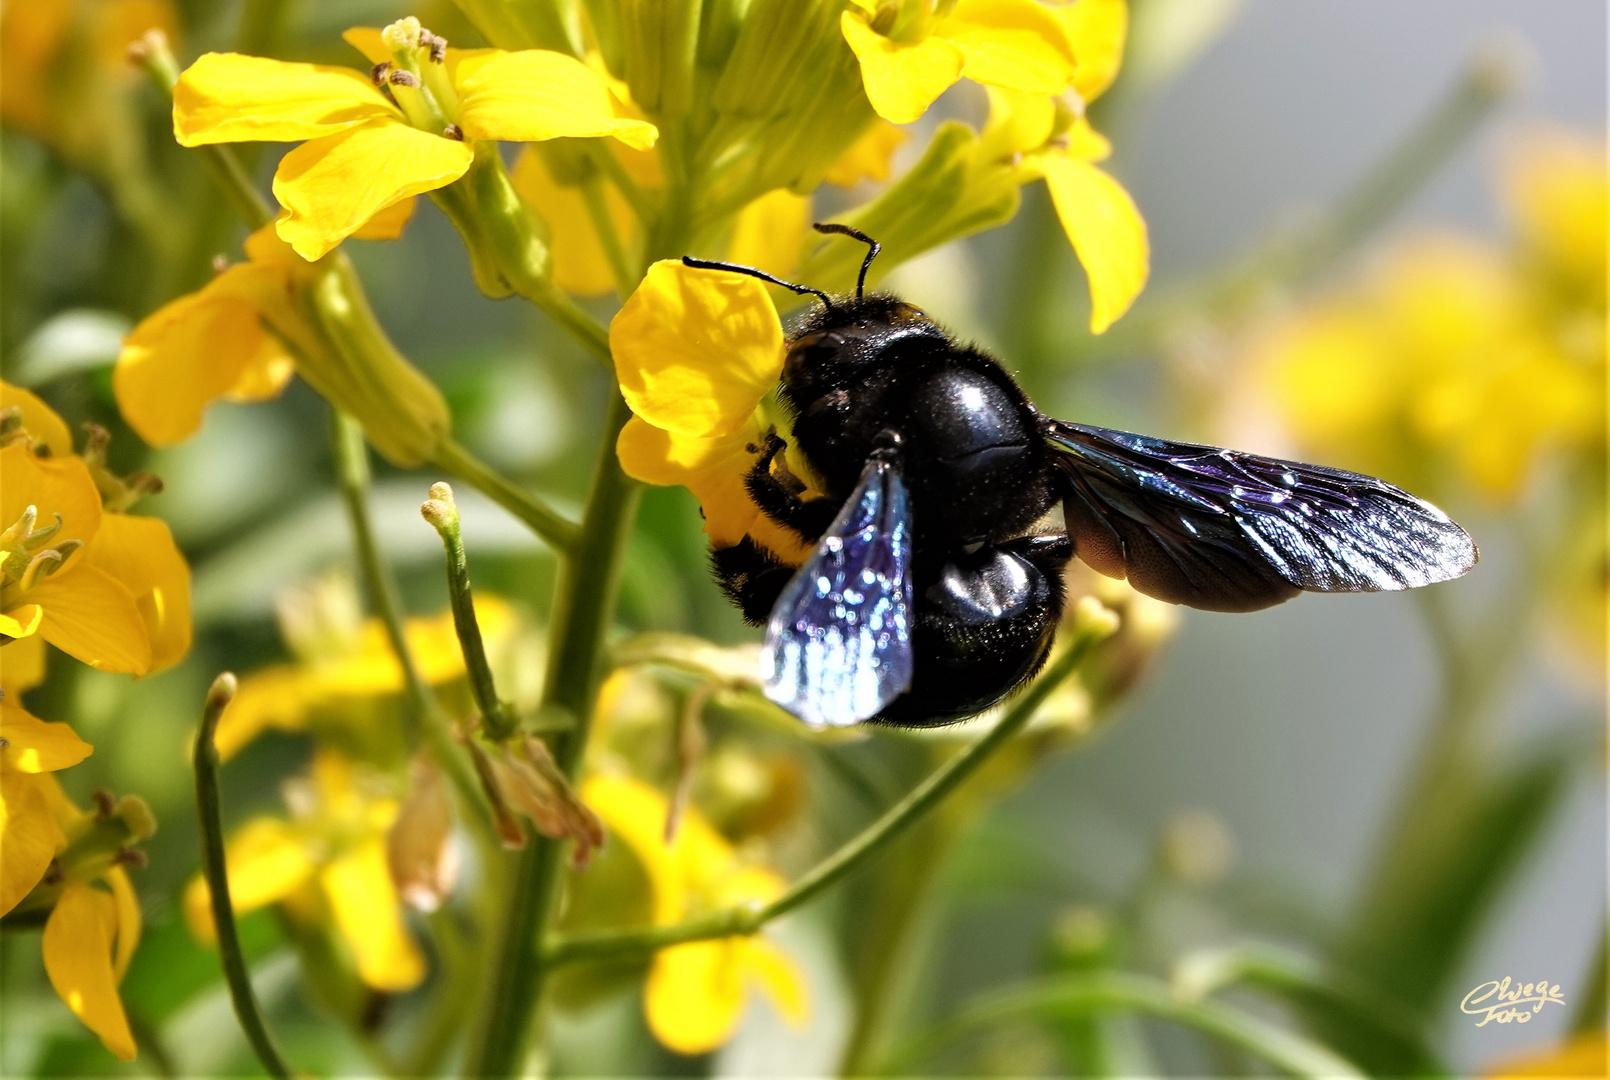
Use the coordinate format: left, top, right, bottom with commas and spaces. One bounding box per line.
937, 0, 1078, 96
0, 772, 67, 916
612, 260, 785, 439
840, 10, 965, 125
272, 120, 474, 262
0, 382, 74, 457
173, 52, 399, 145
0, 701, 93, 773
1039, 154, 1148, 333
452, 50, 659, 149
1056, 0, 1128, 103
43, 883, 136, 1061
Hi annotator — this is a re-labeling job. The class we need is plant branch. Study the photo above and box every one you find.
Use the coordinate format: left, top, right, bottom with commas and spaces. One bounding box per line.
461, 391, 642, 1078
330, 412, 495, 834
430, 438, 579, 552
422, 481, 515, 740
544, 604, 1118, 967
193, 674, 294, 1080
892, 972, 1366, 1079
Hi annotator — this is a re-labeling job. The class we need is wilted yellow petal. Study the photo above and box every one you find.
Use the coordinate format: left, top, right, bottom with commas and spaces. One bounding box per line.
350, 196, 417, 241
184, 817, 314, 943
273, 119, 473, 261
612, 260, 784, 438
43, 883, 136, 1061
727, 189, 812, 280
0, 382, 74, 457
79, 514, 192, 673
510, 147, 624, 297
454, 50, 659, 149
938, 0, 1077, 95
646, 940, 746, 1054
0, 700, 92, 773
1056, 0, 1128, 103
0, 771, 66, 915
1039, 155, 1148, 333
1, 444, 103, 550
31, 563, 152, 675
1, 632, 47, 693
824, 121, 909, 187
173, 52, 397, 146
105, 866, 141, 980
841, 10, 965, 125
744, 937, 808, 1027
114, 266, 294, 446
321, 838, 425, 991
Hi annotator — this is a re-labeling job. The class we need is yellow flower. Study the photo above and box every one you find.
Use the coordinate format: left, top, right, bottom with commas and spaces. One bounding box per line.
2, 382, 192, 675
980, 0, 1147, 333
1484, 1031, 1606, 1079
611, 259, 821, 564
823, 119, 910, 188
173, 18, 658, 261
43, 871, 143, 1062
841, 0, 1077, 125
184, 750, 426, 992
215, 581, 517, 761
114, 223, 449, 466
0, 701, 92, 916
584, 773, 807, 1054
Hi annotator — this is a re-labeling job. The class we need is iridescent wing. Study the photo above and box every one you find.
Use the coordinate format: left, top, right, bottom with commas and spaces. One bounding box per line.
1046, 421, 1478, 612
762, 455, 914, 727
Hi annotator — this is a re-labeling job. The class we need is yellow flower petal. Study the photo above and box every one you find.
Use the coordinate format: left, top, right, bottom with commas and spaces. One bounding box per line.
938, 0, 1078, 95
510, 146, 625, 297
320, 838, 425, 991
114, 265, 294, 446
1, 444, 103, 550
79, 514, 191, 673
0, 771, 66, 915
184, 817, 315, 944
0, 381, 74, 456
841, 10, 965, 125
273, 119, 474, 261
744, 937, 809, 1027
105, 866, 141, 981
824, 120, 909, 188
1065, 114, 1113, 162
350, 195, 417, 241
1, 605, 44, 640
583, 773, 685, 923
43, 883, 136, 1061
1039, 154, 1148, 333
612, 260, 785, 438
1056, 0, 1128, 103
0, 700, 93, 773
31, 563, 152, 675
727, 189, 812, 280
646, 940, 746, 1054
454, 50, 659, 149
173, 52, 397, 146
212, 666, 307, 760
983, 85, 1056, 157
1, 632, 47, 693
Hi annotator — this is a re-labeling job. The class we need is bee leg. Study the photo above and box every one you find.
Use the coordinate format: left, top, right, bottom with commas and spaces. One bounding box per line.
745, 433, 839, 542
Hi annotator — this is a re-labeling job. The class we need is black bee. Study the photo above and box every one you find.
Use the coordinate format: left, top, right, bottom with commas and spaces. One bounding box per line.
689, 224, 1478, 729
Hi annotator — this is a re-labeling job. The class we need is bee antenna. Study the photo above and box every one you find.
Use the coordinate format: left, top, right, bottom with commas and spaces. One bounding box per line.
681, 257, 837, 315
812, 222, 881, 299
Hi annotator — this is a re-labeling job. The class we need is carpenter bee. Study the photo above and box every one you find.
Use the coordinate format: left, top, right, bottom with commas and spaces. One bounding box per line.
688, 224, 1478, 729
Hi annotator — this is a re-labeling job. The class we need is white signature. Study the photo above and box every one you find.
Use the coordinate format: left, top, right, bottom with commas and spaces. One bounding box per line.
1461, 977, 1566, 1026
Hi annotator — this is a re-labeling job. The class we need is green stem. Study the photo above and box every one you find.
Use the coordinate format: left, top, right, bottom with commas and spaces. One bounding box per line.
893, 972, 1365, 1079
544, 613, 1116, 967
422, 483, 514, 740
430, 438, 580, 552
579, 173, 636, 298
193, 674, 294, 1080
584, 140, 654, 224
130, 32, 273, 231
330, 412, 495, 837
461, 391, 641, 1078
